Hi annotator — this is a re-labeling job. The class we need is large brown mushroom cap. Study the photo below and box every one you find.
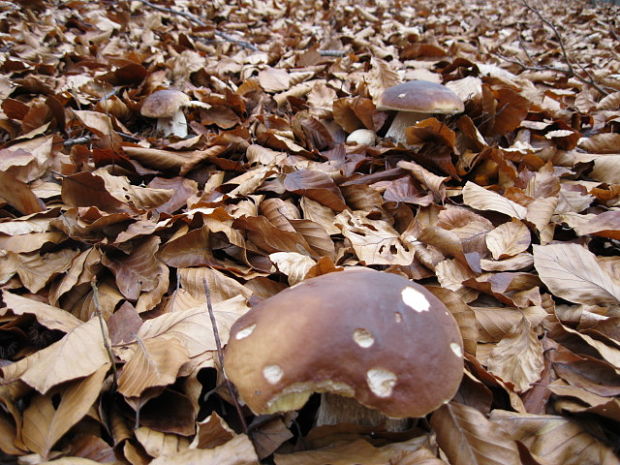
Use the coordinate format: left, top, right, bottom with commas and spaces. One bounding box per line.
377, 80, 464, 114
140, 89, 191, 118
224, 268, 464, 418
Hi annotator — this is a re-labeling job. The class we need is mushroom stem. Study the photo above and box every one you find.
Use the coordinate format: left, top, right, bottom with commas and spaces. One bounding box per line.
156, 110, 188, 138
384, 111, 426, 144
316, 393, 410, 432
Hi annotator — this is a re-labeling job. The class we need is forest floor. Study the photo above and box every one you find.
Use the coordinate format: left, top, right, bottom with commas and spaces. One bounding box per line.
1, 0, 620, 464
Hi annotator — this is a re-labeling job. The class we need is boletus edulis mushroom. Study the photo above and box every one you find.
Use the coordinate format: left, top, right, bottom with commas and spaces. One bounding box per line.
377, 80, 464, 144
223, 268, 464, 432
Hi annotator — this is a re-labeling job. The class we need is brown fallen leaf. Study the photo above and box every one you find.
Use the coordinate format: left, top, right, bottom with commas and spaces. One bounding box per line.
149, 434, 258, 465
533, 243, 620, 305
20, 364, 109, 458
1, 317, 110, 394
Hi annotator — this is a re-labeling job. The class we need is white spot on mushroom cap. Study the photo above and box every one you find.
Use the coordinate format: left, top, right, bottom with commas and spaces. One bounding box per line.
235, 324, 256, 340
263, 365, 283, 384
394, 312, 402, 323
401, 287, 430, 312
367, 368, 397, 398
450, 342, 463, 358
398, 93, 407, 99
353, 328, 375, 348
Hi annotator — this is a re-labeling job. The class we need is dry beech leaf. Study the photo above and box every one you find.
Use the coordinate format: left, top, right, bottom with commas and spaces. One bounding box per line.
1, 291, 82, 332
486, 318, 544, 393
533, 244, 620, 305
334, 210, 414, 265
150, 434, 258, 465
462, 182, 527, 219
0, 171, 44, 215
485, 219, 531, 260
284, 169, 347, 212
367, 57, 400, 103
489, 410, 619, 465
578, 133, 620, 154
1, 317, 109, 394
430, 402, 521, 465
20, 364, 108, 458
117, 335, 189, 398
588, 155, 620, 184
269, 252, 316, 285
572, 210, 620, 240
190, 412, 236, 450
275, 438, 446, 465
134, 426, 189, 458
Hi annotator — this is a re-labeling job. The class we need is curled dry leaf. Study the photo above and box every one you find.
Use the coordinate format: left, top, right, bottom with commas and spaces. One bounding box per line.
533, 244, 620, 305
1, 317, 109, 394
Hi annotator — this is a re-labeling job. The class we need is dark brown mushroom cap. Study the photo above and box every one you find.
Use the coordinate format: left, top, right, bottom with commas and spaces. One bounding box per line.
377, 80, 464, 114
224, 268, 464, 418
140, 89, 191, 118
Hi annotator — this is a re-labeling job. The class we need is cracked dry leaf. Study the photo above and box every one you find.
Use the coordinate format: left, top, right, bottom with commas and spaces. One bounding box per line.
486, 318, 544, 393
334, 210, 414, 266
1, 317, 109, 394
533, 243, 620, 305
117, 335, 189, 398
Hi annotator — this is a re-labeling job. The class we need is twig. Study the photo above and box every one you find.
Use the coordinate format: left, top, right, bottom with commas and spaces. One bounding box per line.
203, 277, 248, 434
319, 49, 347, 57
91, 280, 118, 388
136, 0, 258, 51
64, 135, 92, 147
519, 0, 611, 95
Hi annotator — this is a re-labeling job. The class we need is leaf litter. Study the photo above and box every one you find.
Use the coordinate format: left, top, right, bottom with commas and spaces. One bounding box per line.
0, 0, 619, 463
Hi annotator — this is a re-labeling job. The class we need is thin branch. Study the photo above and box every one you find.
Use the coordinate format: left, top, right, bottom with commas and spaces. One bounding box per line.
518, 0, 611, 96
91, 280, 118, 388
63, 135, 92, 147
137, 0, 258, 51
319, 49, 347, 57
202, 277, 248, 434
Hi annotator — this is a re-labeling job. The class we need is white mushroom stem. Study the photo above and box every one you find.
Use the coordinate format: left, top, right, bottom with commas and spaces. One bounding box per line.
155, 101, 211, 138
384, 111, 427, 144
157, 110, 188, 138
316, 393, 409, 432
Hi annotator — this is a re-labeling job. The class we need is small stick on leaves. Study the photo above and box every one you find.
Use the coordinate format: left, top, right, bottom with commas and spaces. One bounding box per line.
91, 280, 118, 388
203, 277, 248, 433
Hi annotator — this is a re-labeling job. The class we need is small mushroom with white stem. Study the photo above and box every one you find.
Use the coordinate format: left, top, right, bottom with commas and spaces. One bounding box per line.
377, 80, 464, 145
140, 89, 211, 138
223, 268, 464, 432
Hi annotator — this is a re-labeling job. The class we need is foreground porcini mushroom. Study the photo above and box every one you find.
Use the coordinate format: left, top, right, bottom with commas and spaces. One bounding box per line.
377, 80, 464, 144
224, 268, 464, 431
140, 89, 210, 138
